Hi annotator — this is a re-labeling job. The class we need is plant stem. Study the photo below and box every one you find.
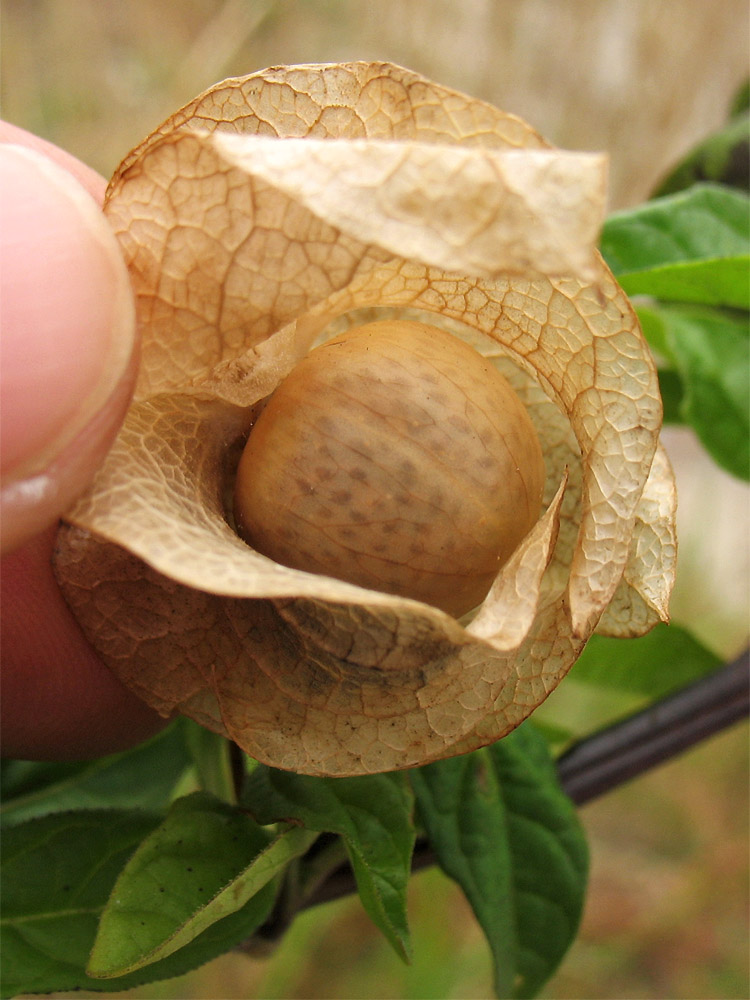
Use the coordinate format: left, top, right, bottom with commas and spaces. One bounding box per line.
557, 651, 749, 804
299, 652, 749, 910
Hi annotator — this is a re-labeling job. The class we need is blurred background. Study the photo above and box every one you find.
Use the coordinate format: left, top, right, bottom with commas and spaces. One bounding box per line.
3, 1, 748, 997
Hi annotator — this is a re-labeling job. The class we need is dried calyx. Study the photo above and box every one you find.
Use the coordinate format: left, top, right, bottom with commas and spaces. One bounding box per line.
51, 63, 677, 776
233, 320, 545, 617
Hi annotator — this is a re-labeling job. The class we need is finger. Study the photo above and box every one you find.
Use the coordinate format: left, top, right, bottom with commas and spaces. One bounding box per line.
1, 527, 168, 759
0, 126, 166, 758
0, 120, 107, 202
0, 139, 137, 553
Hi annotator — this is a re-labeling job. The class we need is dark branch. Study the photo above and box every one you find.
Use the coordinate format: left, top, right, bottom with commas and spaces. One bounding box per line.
557, 651, 750, 805
299, 652, 750, 912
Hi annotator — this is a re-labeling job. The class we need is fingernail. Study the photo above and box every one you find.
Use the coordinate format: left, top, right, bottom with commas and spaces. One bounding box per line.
0, 144, 136, 480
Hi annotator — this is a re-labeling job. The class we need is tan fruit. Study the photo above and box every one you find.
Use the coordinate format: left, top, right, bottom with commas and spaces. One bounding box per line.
233, 320, 545, 617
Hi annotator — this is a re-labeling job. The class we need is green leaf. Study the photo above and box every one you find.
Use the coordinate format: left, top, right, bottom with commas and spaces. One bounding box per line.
601, 184, 750, 309
652, 112, 749, 196
730, 79, 750, 118
0, 722, 190, 827
412, 752, 515, 997
637, 303, 749, 479
0, 806, 293, 997
411, 725, 588, 999
573, 624, 723, 698
244, 768, 416, 962
0, 810, 158, 997
656, 368, 685, 424
88, 791, 300, 977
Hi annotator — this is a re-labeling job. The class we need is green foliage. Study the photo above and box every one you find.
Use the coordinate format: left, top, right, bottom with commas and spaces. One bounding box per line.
653, 80, 749, 196
0, 722, 191, 827
0, 810, 160, 998
638, 304, 749, 478
575, 624, 723, 698
731, 80, 750, 118
244, 767, 416, 962
87, 791, 287, 977
0, 805, 296, 998
601, 81, 750, 483
601, 183, 749, 481
601, 184, 748, 309
0, 645, 735, 1000
411, 725, 588, 999
653, 113, 749, 197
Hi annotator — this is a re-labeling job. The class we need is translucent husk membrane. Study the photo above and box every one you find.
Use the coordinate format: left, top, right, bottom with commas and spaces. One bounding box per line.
53, 62, 677, 775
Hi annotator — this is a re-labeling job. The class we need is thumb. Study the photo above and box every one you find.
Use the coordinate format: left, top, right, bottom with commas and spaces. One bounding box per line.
0, 141, 137, 554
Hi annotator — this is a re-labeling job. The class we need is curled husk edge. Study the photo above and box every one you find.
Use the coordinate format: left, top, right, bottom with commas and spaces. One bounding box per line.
53, 62, 677, 775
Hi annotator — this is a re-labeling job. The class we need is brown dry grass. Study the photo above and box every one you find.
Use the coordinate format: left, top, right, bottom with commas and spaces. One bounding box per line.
3, 0, 748, 207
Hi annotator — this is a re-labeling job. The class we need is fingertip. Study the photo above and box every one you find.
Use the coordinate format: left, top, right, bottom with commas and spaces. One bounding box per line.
0, 120, 107, 204
0, 144, 137, 554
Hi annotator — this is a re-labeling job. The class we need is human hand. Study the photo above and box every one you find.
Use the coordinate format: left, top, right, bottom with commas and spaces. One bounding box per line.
1, 123, 167, 759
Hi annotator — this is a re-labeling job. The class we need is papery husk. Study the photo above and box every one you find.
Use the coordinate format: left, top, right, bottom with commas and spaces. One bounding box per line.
53, 63, 677, 775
